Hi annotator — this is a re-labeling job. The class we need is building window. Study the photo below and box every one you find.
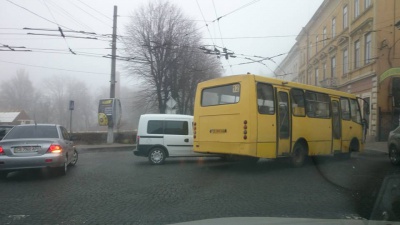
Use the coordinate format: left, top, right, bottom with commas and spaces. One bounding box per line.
343, 5, 348, 29
331, 57, 336, 78
323, 27, 327, 47
323, 63, 326, 80
316, 36, 319, 53
315, 68, 319, 86
365, 32, 372, 64
355, 0, 360, 18
343, 48, 348, 74
365, 0, 371, 9
354, 40, 360, 68
332, 17, 336, 38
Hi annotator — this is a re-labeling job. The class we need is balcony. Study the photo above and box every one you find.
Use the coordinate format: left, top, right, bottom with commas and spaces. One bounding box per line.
320, 77, 338, 89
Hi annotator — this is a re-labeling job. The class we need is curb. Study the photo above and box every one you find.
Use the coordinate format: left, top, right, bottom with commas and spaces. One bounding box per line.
362, 149, 388, 156
76, 145, 135, 153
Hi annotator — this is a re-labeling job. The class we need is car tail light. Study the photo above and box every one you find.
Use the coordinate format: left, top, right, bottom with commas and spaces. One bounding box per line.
0, 146, 4, 155
136, 135, 140, 144
47, 144, 63, 153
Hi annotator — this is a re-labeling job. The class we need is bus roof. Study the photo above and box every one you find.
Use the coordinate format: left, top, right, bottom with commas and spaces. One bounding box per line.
198, 74, 357, 99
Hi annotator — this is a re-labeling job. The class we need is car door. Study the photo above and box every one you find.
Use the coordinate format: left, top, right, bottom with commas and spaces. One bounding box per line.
163, 120, 193, 156
60, 126, 74, 163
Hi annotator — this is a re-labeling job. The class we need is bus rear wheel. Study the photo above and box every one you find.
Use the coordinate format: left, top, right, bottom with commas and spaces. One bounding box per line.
291, 143, 307, 167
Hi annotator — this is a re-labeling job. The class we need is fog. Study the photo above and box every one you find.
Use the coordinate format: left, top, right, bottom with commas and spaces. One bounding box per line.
0, 0, 323, 130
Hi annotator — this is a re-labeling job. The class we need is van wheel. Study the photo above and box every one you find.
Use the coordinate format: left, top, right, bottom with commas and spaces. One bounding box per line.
291, 143, 307, 167
148, 148, 166, 165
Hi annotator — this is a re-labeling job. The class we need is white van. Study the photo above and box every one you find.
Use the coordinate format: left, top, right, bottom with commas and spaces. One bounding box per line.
133, 114, 213, 165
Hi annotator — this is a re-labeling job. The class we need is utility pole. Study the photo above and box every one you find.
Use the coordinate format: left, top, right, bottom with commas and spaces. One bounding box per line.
107, 5, 117, 144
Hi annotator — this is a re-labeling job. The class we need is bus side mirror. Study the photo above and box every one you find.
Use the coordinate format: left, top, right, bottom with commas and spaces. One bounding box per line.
362, 118, 369, 129
364, 104, 370, 116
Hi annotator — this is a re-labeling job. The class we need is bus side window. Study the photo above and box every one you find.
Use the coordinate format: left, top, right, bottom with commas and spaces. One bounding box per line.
305, 91, 330, 118
350, 99, 362, 123
290, 88, 305, 116
340, 98, 351, 120
257, 83, 274, 115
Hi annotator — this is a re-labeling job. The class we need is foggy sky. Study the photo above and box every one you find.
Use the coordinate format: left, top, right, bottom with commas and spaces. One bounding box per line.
0, 0, 323, 94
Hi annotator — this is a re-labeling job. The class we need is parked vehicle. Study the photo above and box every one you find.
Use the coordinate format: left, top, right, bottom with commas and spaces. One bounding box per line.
0, 125, 14, 140
388, 126, 400, 165
133, 114, 217, 165
0, 124, 78, 178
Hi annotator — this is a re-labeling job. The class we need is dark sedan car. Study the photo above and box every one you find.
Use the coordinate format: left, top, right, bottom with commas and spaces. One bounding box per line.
0, 124, 78, 178
388, 126, 400, 165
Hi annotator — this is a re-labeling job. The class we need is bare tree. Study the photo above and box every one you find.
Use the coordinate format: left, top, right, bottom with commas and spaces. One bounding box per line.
0, 69, 37, 114
43, 76, 94, 131
124, 0, 221, 114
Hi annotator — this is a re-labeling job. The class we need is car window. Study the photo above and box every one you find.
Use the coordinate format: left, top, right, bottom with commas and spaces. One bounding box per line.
61, 127, 70, 140
4, 126, 59, 139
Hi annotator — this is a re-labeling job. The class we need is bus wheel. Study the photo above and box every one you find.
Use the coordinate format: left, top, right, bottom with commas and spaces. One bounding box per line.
148, 147, 166, 165
344, 139, 359, 159
291, 143, 307, 167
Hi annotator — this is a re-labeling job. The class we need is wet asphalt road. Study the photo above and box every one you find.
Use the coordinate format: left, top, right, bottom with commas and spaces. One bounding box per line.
0, 149, 399, 224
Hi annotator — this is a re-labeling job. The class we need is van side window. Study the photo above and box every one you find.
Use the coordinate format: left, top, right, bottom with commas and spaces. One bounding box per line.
147, 120, 164, 134
147, 120, 189, 135
165, 121, 188, 135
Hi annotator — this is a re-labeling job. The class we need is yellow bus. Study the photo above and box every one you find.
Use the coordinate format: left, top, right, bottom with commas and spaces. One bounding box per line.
193, 74, 368, 166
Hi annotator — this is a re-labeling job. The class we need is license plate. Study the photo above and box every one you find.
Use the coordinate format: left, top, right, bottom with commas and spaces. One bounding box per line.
14, 146, 41, 153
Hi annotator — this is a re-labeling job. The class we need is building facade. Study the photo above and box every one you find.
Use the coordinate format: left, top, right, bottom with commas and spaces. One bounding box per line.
278, 0, 400, 141
274, 44, 300, 82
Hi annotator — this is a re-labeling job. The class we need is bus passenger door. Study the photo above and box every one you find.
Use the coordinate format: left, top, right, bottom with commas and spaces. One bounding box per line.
332, 100, 341, 153
277, 90, 291, 156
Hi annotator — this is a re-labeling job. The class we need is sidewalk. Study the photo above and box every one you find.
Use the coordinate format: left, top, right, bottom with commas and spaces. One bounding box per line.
364, 141, 387, 154
75, 143, 135, 152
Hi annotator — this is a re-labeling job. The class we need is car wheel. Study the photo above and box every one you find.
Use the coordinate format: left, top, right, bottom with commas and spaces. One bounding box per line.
55, 156, 68, 176
389, 145, 400, 165
148, 147, 166, 165
291, 143, 307, 167
69, 149, 78, 166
